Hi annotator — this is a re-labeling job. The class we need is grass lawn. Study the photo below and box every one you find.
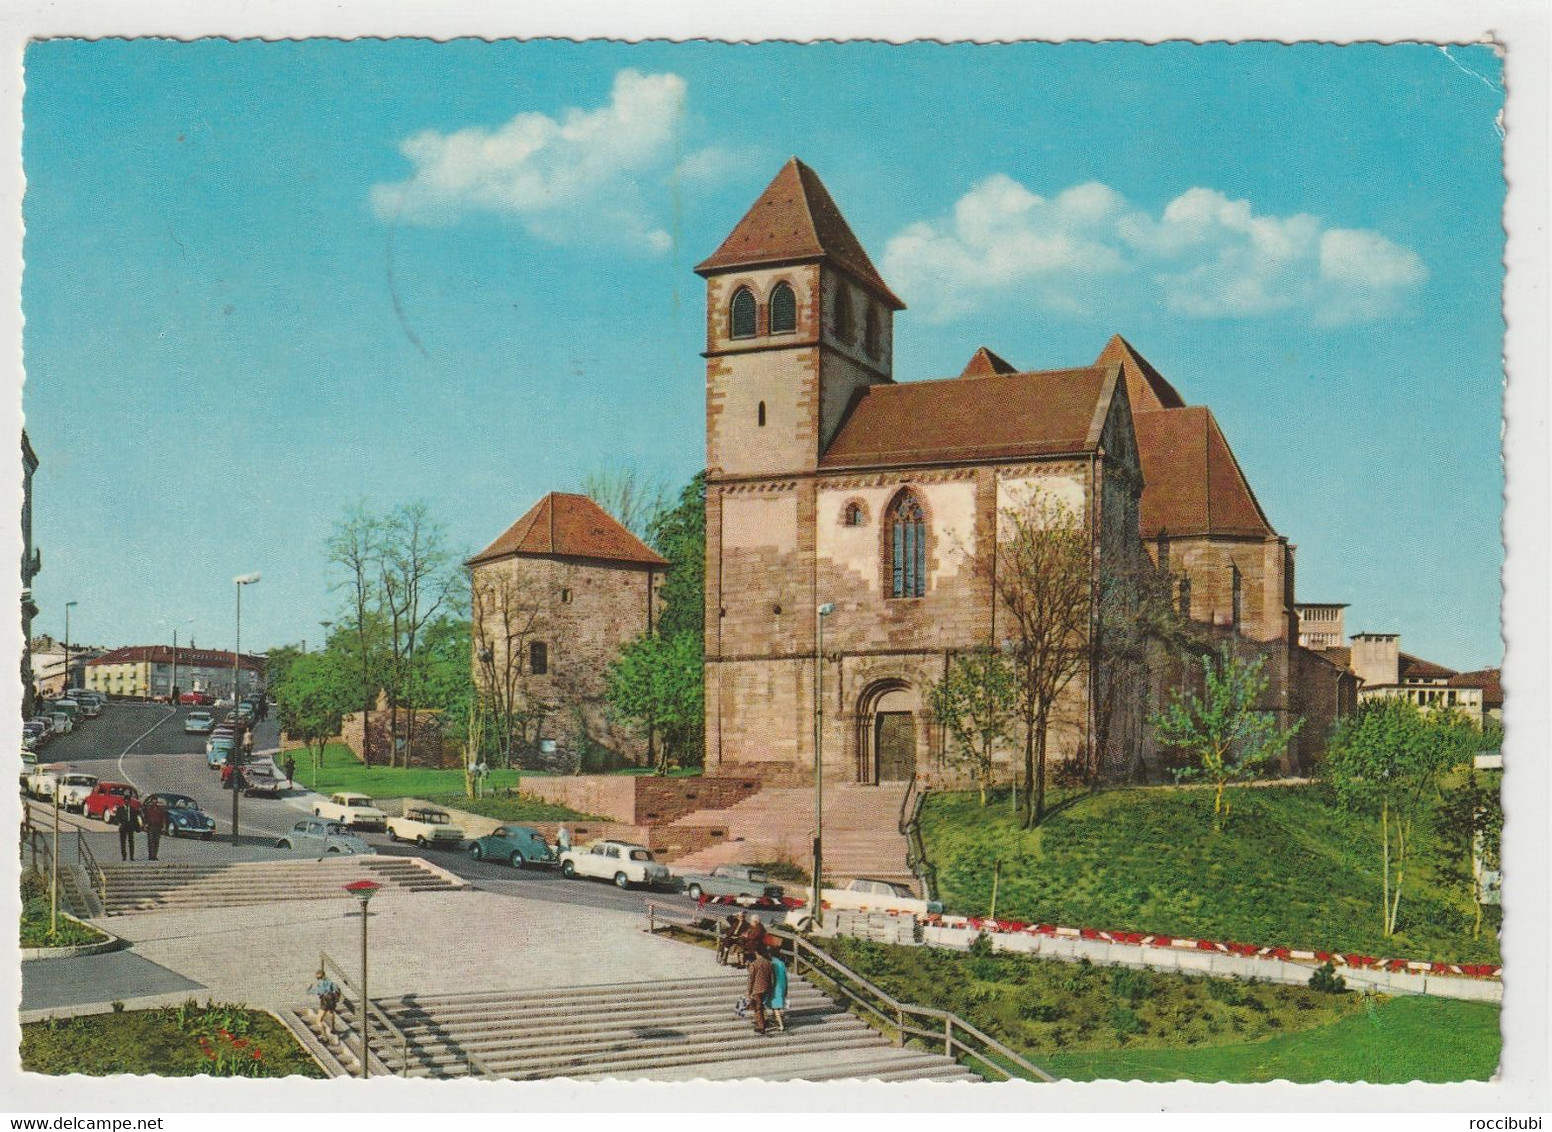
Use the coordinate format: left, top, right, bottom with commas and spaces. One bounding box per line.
22, 1001, 325, 1078
823, 936, 1498, 1084
20, 873, 106, 949
291, 742, 523, 799
920, 784, 1499, 964
418, 791, 604, 823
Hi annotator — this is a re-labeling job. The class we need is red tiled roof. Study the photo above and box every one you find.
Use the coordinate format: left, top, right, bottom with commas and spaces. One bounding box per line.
1449, 667, 1503, 706
1095, 335, 1187, 412
1134, 406, 1276, 538
88, 646, 264, 670
821, 366, 1115, 469
468, 492, 668, 568
1309, 646, 1353, 670
959, 346, 1018, 378
695, 158, 905, 310
1398, 652, 1458, 681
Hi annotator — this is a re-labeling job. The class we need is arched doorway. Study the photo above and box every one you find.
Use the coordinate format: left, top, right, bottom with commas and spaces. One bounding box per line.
856, 679, 918, 785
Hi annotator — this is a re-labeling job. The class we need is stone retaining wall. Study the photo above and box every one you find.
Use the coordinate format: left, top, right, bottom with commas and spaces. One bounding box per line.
516, 774, 762, 826
398, 797, 728, 862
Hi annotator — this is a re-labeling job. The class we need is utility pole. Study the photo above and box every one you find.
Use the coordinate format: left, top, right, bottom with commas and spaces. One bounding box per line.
812, 602, 835, 929
63, 600, 77, 695
231, 573, 260, 846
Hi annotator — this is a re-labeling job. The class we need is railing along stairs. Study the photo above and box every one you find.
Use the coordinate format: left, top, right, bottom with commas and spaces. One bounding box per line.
644, 901, 1053, 1082
898, 775, 937, 902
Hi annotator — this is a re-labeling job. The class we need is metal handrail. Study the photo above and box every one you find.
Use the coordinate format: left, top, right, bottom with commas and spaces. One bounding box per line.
644, 902, 1053, 1082
76, 830, 106, 905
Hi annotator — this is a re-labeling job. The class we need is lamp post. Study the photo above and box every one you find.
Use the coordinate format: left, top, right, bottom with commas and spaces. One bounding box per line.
62, 600, 77, 695
50, 787, 60, 935
812, 602, 835, 929
344, 879, 381, 1079
231, 573, 260, 846
162, 616, 193, 703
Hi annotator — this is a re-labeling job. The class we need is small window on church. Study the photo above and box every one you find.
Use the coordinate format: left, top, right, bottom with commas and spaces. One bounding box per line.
843, 501, 866, 527
864, 304, 881, 356
530, 641, 549, 676
833, 283, 854, 344
770, 283, 797, 334
730, 287, 757, 339
888, 491, 927, 599
1231, 565, 1243, 628
1178, 575, 1192, 619
758, 401, 766, 427
560, 589, 573, 604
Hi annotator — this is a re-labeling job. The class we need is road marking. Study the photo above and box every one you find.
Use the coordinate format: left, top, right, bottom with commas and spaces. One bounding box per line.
117, 706, 178, 790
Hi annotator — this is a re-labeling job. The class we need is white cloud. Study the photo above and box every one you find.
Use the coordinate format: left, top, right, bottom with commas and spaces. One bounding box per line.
883, 177, 1426, 325
371, 69, 686, 252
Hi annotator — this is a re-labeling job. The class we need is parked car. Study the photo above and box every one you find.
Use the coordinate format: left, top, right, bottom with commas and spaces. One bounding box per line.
275, 818, 374, 856
46, 711, 73, 735
184, 710, 215, 734
46, 700, 81, 724
82, 782, 141, 822
559, 840, 672, 889
145, 792, 216, 839
676, 864, 786, 903
22, 720, 49, 749
313, 791, 387, 832
788, 877, 944, 927
465, 825, 556, 868
179, 690, 215, 706
239, 764, 284, 798
24, 764, 63, 801
55, 772, 100, 812
61, 695, 100, 719
386, 805, 464, 849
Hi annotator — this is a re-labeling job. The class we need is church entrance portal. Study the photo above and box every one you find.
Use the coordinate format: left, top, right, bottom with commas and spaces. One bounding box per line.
857, 680, 918, 784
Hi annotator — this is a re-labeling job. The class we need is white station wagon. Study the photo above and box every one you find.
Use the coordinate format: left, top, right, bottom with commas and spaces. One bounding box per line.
559, 840, 671, 890
312, 791, 387, 832
386, 805, 464, 849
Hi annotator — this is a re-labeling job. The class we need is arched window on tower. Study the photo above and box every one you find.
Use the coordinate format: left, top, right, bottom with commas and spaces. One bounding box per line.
888, 491, 927, 599
770, 283, 797, 334
832, 282, 854, 344
864, 304, 881, 357
730, 287, 757, 339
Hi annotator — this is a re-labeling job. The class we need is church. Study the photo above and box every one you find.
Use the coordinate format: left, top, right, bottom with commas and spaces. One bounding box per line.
697, 158, 1350, 789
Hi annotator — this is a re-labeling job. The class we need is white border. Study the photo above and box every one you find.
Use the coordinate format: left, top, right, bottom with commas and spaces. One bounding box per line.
0, 0, 1545, 1118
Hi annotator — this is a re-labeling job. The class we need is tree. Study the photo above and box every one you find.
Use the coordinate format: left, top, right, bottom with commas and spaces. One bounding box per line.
973, 487, 1092, 827
1324, 698, 1463, 937
377, 502, 454, 767
582, 464, 670, 541
605, 631, 704, 775
1433, 767, 1504, 939
1090, 555, 1186, 784
928, 647, 1018, 805
470, 562, 547, 768
273, 652, 357, 788
1151, 645, 1302, 830
326, 503, 386, 752
648, 471, 706, 641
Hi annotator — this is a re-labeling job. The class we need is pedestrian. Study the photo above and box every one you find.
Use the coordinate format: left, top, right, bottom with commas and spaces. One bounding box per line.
284, 755, 297, 789
309, 969, 342, 1034
114, 804, 141, 862
242, 728, 254, 758
766, 944, 789, 1032
716, 913, 742, 966
725, 911, 750, 967
746, 943, 774, 1035
737, 913, 765, 967
143, 796, 168, 861
556, 825, 571, 856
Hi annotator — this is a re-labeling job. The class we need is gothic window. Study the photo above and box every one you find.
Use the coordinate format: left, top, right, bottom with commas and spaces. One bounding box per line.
730, 287, 757, 339
757, 401, 766, 427
530, 641, 549, 676
1231, 565, 1243, 628
843, 501, 867, 527
833, 283, 854, 344
1178, 574, 1192, 619
770, 282, 797, 334
864, 304, 881, 356
888, 492, 927, 599
1155, 529, 1169, 569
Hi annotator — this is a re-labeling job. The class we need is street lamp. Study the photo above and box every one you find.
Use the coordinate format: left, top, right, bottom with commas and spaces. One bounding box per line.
62, 600, 77, 695
812, 602, 836, 929
344, 879, 381, 1079
160, 616, 194, 703
231, 573, 260, 846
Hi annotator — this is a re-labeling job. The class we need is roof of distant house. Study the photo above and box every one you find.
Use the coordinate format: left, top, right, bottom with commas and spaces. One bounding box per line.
821, 365, 1121, 469
1398, 652, 1457, 682
695, 157, 904, 309
87, 646, 264, 670
1448, 667, 1503, 707
468, 492, 669, 569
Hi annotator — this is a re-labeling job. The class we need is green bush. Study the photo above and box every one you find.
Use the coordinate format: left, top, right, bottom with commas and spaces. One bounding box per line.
1109, 1005, 1144, 1036
1309, 961, 1348, 994
1109, 966, 1156, 1006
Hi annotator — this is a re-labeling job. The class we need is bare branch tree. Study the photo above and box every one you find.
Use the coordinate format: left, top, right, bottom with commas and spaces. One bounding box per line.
325, 503, 384, 764
378, 502, 452, 767
581, 464, 670, 541
470, 561, 546, 767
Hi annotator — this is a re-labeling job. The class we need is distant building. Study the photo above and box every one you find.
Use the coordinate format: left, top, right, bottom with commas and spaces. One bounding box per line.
1295, 602, 1348, 650
30, 635, 101, 697
467, 492, 668, 765
21, 431, 39, 716
85, 645, 264, 700
1349, 631, 1499, 725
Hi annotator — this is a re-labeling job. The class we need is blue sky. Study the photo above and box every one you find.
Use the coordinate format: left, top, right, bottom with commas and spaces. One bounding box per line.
21, 39, 1505, 669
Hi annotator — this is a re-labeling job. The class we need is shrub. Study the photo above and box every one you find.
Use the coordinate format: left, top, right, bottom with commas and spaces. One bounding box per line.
1019, 999, 1066, 1023
1204, 978, 1246, 1005
1309, 962, 1348, 994
1109, 966, 1156, 1006
1109, 1005, 1144, 1036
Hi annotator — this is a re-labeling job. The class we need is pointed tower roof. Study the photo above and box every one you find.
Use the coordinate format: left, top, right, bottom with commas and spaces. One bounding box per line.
695, 158, 905, 309
468, 492, 668, 569
959, 346, 1018, 378
1094, 334, 1186, 411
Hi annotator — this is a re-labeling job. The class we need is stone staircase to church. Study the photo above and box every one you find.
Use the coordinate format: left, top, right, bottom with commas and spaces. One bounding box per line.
293, 971, 978, 1082
667, 783, 916, 889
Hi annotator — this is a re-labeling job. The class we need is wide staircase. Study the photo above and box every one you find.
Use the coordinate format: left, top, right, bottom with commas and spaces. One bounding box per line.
98, 856, 466, 916
668, 784, 915, 888
293, 971, 977, 1082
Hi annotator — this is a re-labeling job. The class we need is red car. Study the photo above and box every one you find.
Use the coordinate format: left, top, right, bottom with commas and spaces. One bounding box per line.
83, 782, 142, 822
179, 691, 215, 706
